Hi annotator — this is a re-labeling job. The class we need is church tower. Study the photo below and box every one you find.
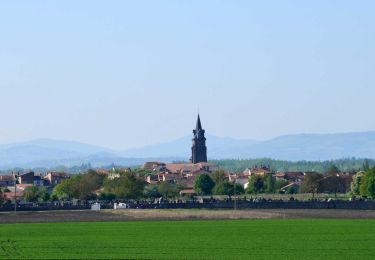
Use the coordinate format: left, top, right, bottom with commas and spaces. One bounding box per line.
191, 114, 207, 163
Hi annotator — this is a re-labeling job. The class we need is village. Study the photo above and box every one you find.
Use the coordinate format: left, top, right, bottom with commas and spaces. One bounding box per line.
0, 115, 371, 210
0, 155, 364, 208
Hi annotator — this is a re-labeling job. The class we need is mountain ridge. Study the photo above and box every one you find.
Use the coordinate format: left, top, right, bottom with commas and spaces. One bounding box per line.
1, 131, 375, 169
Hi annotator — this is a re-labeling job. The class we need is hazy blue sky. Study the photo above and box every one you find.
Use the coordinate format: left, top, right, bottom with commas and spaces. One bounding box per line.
0, 1, 374, 149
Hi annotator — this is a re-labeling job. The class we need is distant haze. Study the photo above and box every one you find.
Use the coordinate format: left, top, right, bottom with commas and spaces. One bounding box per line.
1, 1, 374, 149
2, 131, 375, 169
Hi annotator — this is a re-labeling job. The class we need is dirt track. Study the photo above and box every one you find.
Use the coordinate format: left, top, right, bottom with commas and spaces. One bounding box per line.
1, 209, 375, 224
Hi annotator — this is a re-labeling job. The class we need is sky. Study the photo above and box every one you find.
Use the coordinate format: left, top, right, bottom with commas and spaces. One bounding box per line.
0, 1, 374, 149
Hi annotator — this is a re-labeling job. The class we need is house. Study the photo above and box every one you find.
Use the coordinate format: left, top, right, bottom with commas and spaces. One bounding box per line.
4, 190, 24, 201
243, 166, 271, 177
228, 173, 249, 188
143, 161, 218, 176
142, 162, 167, 172
96, 169, 121, 180
4, 184, 33, 201
108, 172, 121, 180
165, 162, 218, 176
177, 176, 197, 189
235, 177, 249, 188
275, 172, 305, 183
162, 173, 181, 183
146, 174, 160, 185
96, 169, 110, 175
280, 183, 301, 194
18, 172, 35, 184
44, 172, 70, 186
33, 173, 46, 186
0, 175, 15, 187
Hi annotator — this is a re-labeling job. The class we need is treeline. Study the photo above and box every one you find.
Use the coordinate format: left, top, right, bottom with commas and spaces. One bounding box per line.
211, 158, 374, 173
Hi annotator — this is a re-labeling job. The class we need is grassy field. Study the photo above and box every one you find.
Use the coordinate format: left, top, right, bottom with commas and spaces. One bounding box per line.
1, 220, 375, 259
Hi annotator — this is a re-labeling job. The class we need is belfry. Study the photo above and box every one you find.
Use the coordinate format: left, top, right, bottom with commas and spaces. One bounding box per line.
190, 114, 208, 163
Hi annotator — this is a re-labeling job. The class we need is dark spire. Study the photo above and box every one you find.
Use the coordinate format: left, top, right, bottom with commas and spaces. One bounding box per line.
196, 114, 202, 131
191, 114, 207, 163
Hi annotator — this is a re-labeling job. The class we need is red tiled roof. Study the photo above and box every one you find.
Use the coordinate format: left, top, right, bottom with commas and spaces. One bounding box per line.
4, 191, 24, 199
0, 175, 14, 181
17, 184, 33, 190
96, 169, 110, 175
46, 172, 70, 177
280, 182, 301, 190
276, 172, 304, 179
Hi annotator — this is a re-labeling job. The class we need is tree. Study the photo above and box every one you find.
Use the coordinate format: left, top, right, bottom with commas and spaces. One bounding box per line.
211, 170, 226, 185
52, 176, 81, 200
213, 182, 226, 195
24, 186, 50, 202
52, 170, 105, 201
233, 183, 245, 195
213, 181, 232, 195
24, 186, 39, 202
363, 159, 370, 171
287, 185, 298, 194
213, 181, 245, 196
98, 193, 116, 200
275, 179, 289, 191
359, 167, 375, 198
246, 175, 264, 194
319, 175, 347, 197
104, 172, 145, 199
76, 170, 104, 200
0, 188, 5, 207
158, 182, 178, 198
194, 174, 214, 195
351, 172, 364, 196
265, 174, 275, 193
39, 188, 50, 202
144, 185, 161, 199
212, 170, 243, 196
300, 173, 323, 198
326, 165, 340, 175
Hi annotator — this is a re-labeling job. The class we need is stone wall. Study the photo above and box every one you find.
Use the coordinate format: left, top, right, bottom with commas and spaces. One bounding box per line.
2, 200, 375, 212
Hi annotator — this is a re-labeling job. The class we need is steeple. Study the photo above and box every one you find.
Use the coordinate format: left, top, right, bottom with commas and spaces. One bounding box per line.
196, 114, 202, 132
191, 114, 207, 163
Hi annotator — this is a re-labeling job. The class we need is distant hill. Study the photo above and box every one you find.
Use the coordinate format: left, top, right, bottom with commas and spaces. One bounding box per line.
1, 132, 375, 169
0, 138, 113, 155
235, 132, 375, 161
119, 134, 259, 159
0, 138, 114, 168
119, 132, 375, 160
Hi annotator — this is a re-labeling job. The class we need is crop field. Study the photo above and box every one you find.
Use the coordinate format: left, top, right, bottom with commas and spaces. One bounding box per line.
1, 219, 375, 259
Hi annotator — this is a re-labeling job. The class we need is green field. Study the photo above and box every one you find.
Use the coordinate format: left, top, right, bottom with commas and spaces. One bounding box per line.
1, 220, 375, 259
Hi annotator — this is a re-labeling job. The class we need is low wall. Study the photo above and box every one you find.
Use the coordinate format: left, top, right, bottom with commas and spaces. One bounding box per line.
132, 200, 375, 210
0, 205, 91, 212
2, 201, 375, 212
